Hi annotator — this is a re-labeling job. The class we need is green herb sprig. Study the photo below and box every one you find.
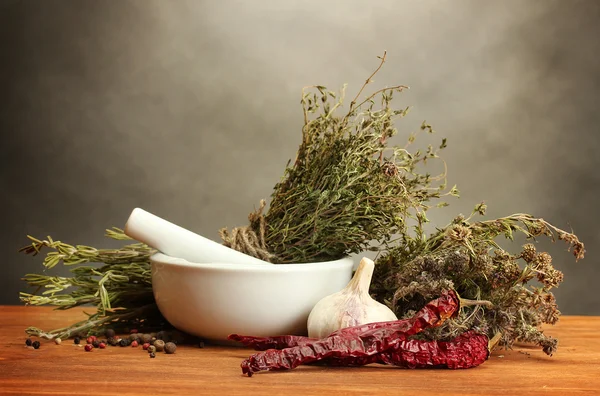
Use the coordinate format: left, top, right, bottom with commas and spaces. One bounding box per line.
19, 229, 166, 339
222, 51, 456, 263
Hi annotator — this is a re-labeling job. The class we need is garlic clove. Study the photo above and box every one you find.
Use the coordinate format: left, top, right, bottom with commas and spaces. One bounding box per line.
307, 257, 398, 339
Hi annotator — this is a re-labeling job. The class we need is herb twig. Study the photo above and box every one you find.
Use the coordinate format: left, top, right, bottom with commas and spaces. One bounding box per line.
19, 229, 162, 337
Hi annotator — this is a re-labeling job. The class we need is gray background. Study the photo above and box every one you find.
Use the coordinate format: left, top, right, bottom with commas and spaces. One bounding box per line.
1, 0, 598, 313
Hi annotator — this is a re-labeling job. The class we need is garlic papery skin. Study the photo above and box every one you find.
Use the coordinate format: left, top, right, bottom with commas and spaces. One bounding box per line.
307, 257, 398, 339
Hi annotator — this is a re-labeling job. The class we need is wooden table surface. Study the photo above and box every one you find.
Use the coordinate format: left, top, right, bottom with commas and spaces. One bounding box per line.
0, 306, 599, 395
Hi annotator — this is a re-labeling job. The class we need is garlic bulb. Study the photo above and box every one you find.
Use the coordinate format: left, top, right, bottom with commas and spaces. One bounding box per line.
307, 257, 398, 339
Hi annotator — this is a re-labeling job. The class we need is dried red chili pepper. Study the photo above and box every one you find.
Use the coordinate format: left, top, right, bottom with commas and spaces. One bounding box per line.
324, 331, 489, 369
229, 290, 460, 351
236, 291, 464, 376
240, 331, 488, 375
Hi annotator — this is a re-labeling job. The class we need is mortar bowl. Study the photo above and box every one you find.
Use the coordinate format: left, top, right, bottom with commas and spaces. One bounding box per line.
150, 253, 354, 342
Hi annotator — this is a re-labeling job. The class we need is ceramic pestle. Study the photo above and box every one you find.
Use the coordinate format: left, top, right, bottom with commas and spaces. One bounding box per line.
124, 208, 272, 265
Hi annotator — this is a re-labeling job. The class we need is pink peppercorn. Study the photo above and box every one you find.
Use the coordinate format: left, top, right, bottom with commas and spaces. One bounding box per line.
98, 342, 106, 349
86, 336, 97, 344
131, 340, 139, 348
84, 344, 93, 352
142, 343, 150, 350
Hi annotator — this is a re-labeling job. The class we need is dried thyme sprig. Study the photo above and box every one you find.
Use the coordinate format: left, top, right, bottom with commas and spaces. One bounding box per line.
371, 204, 585, 356
223, 51, 455, 263
19, 229, 164, 338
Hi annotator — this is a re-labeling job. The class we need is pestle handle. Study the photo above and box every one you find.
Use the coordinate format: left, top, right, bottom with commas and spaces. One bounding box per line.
124, 208, 272, 265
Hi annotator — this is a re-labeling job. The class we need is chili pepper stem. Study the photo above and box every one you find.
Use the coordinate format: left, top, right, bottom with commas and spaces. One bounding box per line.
488, 332, 502, 351
459, 298, 493, 308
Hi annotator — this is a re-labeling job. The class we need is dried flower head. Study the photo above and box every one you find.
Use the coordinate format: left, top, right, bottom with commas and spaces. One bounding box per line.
382, 161, 399, 177
533, 252, 553, 271
538, 269, 564, 288
445, 225, 472, 243
521, 244, 537, 263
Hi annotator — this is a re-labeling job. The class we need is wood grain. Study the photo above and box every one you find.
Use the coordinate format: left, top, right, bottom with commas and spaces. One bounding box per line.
0, 306, 598, 395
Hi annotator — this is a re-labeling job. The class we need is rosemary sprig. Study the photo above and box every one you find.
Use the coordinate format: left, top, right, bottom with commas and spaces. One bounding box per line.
25, 304, 161, 340
20, 228, 162, 338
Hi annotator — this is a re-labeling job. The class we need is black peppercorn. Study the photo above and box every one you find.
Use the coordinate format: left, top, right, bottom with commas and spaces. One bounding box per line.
149, 352, 156, 358
164, 342, 176, 354
107, 337, 118, 346
119, 339, 130, 347
92, 340, 100, 348
25, 338, 33, 346
74, 337, 81, 345
105, 329, 115, 338
32, 341, 41, 349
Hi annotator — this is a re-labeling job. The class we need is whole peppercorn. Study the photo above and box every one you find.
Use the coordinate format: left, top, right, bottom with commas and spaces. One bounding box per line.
156, 331, 168, 341
92, 340, 100, 348
105, 329, 116, 339
147, 345, 156, 354
131, 340, 139, 348
141, 333, 153, 344
130, 329, 138, 334
99, 342, 106, 349
25, 338, 33, 346
84, 344, 93, 352
142, 343, 150, 350
73, 337, 81, 345
32, 341, 41, 349
107, 337, 118, 346
54, 338, 62, 345
153, 340, 165, 352
164, 342, 176, 354
119, 339, 130, 347
149, 352, 156, 358
129, 333, 140, 343
198, 341, 205, 349
86, 336, 96, 345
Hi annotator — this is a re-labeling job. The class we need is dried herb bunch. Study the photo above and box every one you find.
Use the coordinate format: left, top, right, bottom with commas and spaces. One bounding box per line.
222, 52, 456, 263
19, 229, 168, 339
370, 206, 585, 355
